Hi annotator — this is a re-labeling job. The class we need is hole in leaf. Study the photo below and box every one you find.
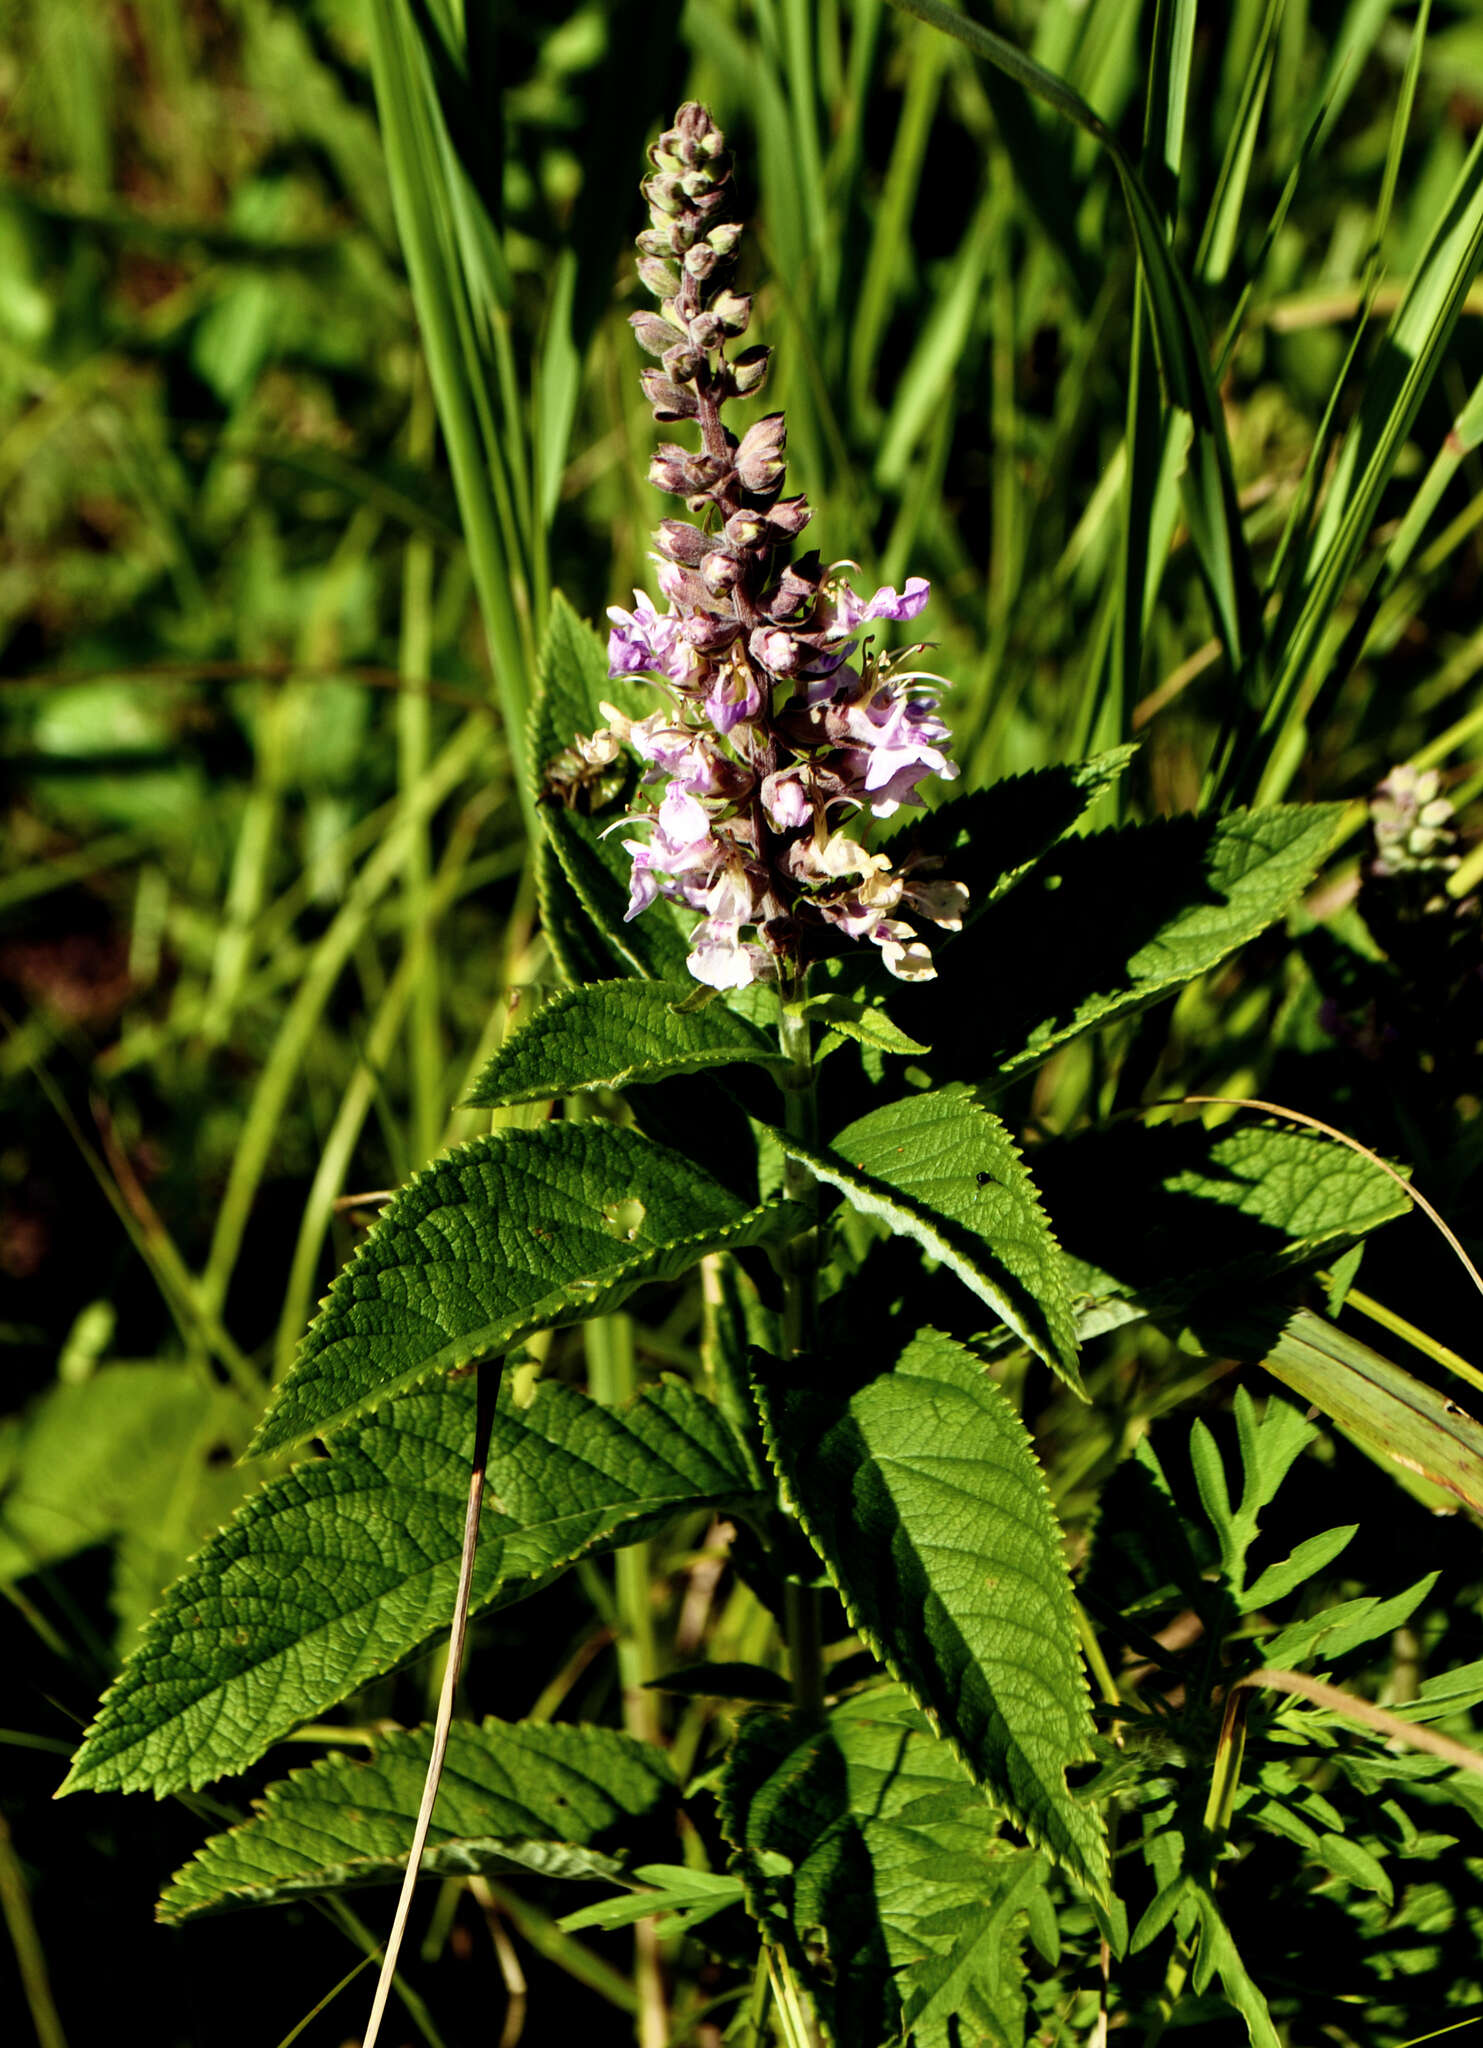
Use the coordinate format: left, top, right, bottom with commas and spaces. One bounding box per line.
601, 1196, 647, 1242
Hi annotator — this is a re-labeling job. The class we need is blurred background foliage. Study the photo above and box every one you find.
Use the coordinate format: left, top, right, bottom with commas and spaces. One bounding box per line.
4, 0, 1483, 2042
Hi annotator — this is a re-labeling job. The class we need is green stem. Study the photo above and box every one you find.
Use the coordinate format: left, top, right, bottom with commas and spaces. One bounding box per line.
777, 995, 826, 1722
586, 1312, 668, 2047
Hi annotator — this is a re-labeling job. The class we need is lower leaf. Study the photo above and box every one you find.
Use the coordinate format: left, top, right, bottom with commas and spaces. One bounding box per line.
754, 1328, 1107, 1895
721, 1686, 1044, 2048
156, 1717, 676, 1922
63, 1373, 759, 1797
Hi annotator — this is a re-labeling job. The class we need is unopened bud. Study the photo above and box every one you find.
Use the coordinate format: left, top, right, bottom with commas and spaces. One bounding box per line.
639, 368, 700, 421
750, 625, 802, 675
728, 345, 771, 397
662, 339, 703, 384
707, 222, 743, 257
638, 224, 687, 259
629, 310, 681, 358
637, 255, 681, 299
724, 511, 766, 549
684, 242, 720, 282
736, 414, 786, 493
656, 519, 711, 566
765, 496, 812, 540
701, 550, 743, 597
643, 172, 686, 217
710, 288, 751, 334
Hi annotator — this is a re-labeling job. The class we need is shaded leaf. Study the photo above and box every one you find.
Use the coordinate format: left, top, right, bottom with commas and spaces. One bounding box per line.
157, 1717, 675, 1921
465, 980, 782, 1107
558, 1864, 745, 1936
1033, 1120, 1408, 1339
721, 1686, 1043, 2048
251, 1121, 789, 1456
63, 1374, 758, 1796
754, 1330, 1107, 1892
902, 806, 1342, 1085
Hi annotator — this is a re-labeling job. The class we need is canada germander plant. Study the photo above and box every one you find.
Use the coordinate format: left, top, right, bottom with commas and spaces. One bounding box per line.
59, 102, 1483, 2048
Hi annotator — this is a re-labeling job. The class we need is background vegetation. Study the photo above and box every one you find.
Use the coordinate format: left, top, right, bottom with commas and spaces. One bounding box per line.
4, 0, 1483, 2042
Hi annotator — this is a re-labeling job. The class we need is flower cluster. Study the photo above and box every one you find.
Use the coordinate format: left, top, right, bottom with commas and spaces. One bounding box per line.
598, 102, 966, 991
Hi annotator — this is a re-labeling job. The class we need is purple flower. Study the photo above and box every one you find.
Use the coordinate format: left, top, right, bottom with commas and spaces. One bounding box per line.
821, 573, 932, 639
606, 591, 685, 681
590, 102, 965, 989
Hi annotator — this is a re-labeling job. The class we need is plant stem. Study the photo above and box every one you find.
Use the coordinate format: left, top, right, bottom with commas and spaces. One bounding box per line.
586, 1312, 668, 2047
777, 995, 826, 1722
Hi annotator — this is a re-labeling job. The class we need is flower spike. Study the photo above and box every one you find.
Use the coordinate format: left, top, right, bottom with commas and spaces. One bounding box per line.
596, 102, 965, 990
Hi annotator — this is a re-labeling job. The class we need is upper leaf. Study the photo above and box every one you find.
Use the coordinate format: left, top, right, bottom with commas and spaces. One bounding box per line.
721, 1685, 1044, 2048
786, 1084, 1081, 1390
897, 743, 1139, 910
63, 1374, 759, 1796
530, 594, 690, 979
157, 1717, 676, 1921
898, 805, 1342, 1084
251, 1120, 788, 1456
465, 980, 783, 1107
754, 1328, 1108, 1895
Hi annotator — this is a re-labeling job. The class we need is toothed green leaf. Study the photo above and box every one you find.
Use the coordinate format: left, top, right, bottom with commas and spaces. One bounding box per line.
464, 979, 782, 1107
250, 1121, 790, 1457
156, 1717, 676, 1921
63, 1374, 758, 1797
754, 1328, 1107, 1893
721, 1686, 1044, 2047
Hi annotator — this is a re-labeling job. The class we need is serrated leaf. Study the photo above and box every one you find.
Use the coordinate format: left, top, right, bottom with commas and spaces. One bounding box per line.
530, 593, 690, 979
63, 1374, 759, 1796
754, 1330, 1107, 1893
464, 980, 782, 1107
899, 744, 1140, 908
802, 994, 929, 1057
785, 1083, 1080, 1389
156, 1717, 676, 1921
251, 1121, 789, 1456
534, 831, 613, 987
901, 805, 1342, 1085
1036, 1122, 1408, 1336
720, 1686, 1042, 2048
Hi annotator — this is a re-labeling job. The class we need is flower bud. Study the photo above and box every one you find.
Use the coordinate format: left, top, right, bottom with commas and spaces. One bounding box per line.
682, 611, 742, 654
639, 368, 701, 421
706, 221, 743, 257
727, 345, 771, 397
656, 519, 712, 566
700, 550, 743, 597
683, 242, 720, 282
662, 339, 703, 384
638, 224, 687, 259
724, 511, 767, 549
736, 414, 786, 493
750, 625, 802, 675
643, 172, 686, 218
637, 255, 681, 298
710, 288, 751, 334
765, 496, 812, 540
629, 310, 681, 358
